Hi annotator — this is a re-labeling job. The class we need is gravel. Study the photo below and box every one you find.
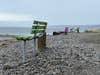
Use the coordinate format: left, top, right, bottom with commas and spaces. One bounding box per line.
0, 33, 100, 75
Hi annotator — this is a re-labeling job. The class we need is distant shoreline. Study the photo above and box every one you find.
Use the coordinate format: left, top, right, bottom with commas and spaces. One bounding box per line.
0, 25, 100, 35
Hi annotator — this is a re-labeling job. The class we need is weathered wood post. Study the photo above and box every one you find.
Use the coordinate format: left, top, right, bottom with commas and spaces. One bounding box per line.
37, 21, 47, 50
38, 32, 46, 50
76, 27, 80, 33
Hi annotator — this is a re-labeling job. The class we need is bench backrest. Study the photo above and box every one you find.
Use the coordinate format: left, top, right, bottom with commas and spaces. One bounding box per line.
31, 20, 47, 34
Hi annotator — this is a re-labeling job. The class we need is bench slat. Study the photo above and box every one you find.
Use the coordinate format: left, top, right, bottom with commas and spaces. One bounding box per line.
34, 20, 47, 25
32, 25, 46, 29
31, 29, 45, 34
15, 33, 43, 40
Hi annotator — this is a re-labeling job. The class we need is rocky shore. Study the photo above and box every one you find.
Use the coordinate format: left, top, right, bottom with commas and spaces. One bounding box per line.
0, 33, 100, 75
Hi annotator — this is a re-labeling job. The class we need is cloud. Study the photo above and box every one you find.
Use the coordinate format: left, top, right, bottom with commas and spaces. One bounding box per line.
0, 13, 32, 22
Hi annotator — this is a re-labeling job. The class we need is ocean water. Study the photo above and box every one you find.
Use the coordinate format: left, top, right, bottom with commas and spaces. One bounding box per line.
0, 27, 31, 35
0, 25, 100, 35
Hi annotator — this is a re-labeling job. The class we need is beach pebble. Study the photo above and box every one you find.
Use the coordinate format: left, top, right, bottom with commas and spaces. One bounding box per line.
0, 33, 99, 75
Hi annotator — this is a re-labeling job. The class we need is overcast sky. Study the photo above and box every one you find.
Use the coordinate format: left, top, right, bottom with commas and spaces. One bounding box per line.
0, 0, 100, 27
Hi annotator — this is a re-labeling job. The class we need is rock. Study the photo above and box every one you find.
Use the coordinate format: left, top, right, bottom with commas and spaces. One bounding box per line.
96, 71, 100, 75
0, 33, 99, 75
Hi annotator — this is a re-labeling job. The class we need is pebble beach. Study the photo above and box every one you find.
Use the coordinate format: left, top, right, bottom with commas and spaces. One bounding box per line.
0, 33, 100, 75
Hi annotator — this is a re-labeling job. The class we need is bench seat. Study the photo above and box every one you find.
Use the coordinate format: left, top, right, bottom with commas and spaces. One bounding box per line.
15, 33, 44, 41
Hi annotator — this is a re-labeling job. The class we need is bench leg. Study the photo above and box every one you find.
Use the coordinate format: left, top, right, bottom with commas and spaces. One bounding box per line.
33, 38, 38, 56
23, 41, 26, 63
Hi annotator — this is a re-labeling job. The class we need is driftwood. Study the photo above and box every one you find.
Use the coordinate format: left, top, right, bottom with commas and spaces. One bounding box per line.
53, 31, 65, 35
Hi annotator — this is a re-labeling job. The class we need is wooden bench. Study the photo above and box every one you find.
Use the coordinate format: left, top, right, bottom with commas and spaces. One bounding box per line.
31, 20, 47, 49
15, 20, 47, 63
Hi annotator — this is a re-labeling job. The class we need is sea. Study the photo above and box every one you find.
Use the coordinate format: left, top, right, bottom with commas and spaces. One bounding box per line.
0, 25, 100, 35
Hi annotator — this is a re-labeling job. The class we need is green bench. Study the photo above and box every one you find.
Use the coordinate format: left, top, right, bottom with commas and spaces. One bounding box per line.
16, 20, 47, 63
16, 20, 47, 40
31, 20, 47, 49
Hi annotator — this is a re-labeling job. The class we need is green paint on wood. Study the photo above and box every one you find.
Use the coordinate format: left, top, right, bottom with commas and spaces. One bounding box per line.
31, 20, 47, 34
31, 29, 45, 34
33, 20, 38, 24
33, 20, 47, 25
16, 20, 47, 41
16, 36, 33, 41
32, 25, 46, 29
